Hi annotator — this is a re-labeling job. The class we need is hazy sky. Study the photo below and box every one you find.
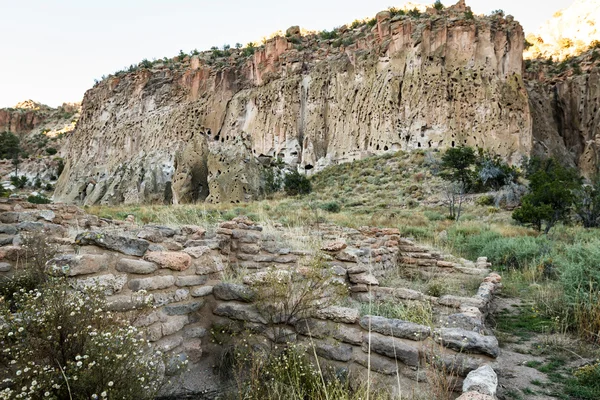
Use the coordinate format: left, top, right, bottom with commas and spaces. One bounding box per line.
0, 0, 574, 108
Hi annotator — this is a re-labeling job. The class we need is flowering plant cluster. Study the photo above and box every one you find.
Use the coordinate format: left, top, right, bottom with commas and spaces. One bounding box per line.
0, 279, 168, 400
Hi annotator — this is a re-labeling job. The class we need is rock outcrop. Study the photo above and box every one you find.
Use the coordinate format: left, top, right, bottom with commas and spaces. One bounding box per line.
54, 1, 531, 205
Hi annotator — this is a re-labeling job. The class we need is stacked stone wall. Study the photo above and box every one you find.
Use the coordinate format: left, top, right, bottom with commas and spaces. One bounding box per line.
0, 198, 501, 398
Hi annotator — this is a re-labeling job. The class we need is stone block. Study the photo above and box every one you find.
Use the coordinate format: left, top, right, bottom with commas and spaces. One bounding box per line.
75, 231, 149, 256
360, 316, 430, 341
128, 275, 176, 291
191, 286, 213, 297
362, 332, 420, 367
315, 306, 359, 324
183, 325, 207, 339
462, 365, 497, 396
47, 253, 110, 277
175, 275, 207, 287
213, 303, 266, 324
144, 251, 192, 271
164, 301, 205, 316
116, 258, 158, 274
183, 246, 212, 258
153, 289, 190, 306
213, 283, 256, 302
349, 273, 379, 285
333, 324, 363, 345
105, 293, 152, 311
155, 335, 183, 352
434, 328, 499, 358
72, 274, 127, 295
0, 225, 17, 235
0, 262, 12, 272
315, 341, 353, 362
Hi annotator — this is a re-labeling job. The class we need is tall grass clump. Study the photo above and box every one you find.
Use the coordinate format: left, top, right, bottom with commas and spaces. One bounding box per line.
553, 240, 600, 343
447, 224, 550, 269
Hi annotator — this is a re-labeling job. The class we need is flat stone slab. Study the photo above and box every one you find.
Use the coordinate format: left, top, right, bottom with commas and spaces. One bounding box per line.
434, 328, 499, 358
360, 315, 430, 341
75, 231, 149, 256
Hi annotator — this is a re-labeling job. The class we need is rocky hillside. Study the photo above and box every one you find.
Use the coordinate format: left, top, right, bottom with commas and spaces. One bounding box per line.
525, 0, 600, 61
55, 0, 531, 205
0, 101, 80, 190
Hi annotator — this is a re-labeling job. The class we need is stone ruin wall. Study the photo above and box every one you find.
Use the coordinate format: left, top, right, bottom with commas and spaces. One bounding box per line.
0, 198, 500, 398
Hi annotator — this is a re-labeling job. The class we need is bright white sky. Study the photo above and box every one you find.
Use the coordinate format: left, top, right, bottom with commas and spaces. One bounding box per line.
0, 0, 574, 108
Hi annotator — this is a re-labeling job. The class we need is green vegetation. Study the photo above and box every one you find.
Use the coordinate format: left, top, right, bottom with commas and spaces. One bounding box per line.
434, 1, 444, 11
0, 131, 24, 175
465, 10, 474, 20
513, 159, 581, 233
10, 175, 27, 189
283, 170, 312, 196
319, 29, 338, 40
27, 194, 51, 204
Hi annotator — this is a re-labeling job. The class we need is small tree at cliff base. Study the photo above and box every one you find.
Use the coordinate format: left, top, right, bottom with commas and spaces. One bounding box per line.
440, 146, 477, 190
284, 170, 312, 196
513, 158, 581, 233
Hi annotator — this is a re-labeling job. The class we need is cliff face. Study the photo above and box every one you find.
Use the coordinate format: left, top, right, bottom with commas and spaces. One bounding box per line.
55, 1, 531, 205
527, 56, 600, 177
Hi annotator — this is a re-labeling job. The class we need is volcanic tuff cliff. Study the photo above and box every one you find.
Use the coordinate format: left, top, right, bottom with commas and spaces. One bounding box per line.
55, 0, 531, 205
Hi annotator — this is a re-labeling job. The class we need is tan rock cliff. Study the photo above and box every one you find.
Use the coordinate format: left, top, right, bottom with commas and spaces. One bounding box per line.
55, 1, 531, 205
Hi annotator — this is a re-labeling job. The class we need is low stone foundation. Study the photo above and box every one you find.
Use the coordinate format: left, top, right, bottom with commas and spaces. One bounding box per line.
0, 198, 502, 398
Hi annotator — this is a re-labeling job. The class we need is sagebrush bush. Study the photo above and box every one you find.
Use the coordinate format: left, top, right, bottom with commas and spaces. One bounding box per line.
319, 201, 341, 213
0, 279, 179, 399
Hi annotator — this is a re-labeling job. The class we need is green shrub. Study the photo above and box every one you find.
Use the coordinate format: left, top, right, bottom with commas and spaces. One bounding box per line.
513, 158, 581, 232
284, 170, 312, 196
465, 10, 474, 20
319, 30, 338, 40
45, 147, 57, 155
434, 1, 444, 10
320, 202, 341, 213
568, 361, 600, 398
367, 17, 377, 27
476, 195, 495, 206
27, 194, 51, 204
388, 7, 405, 17
262, 167, 282, 196
10, 175, 27, 189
